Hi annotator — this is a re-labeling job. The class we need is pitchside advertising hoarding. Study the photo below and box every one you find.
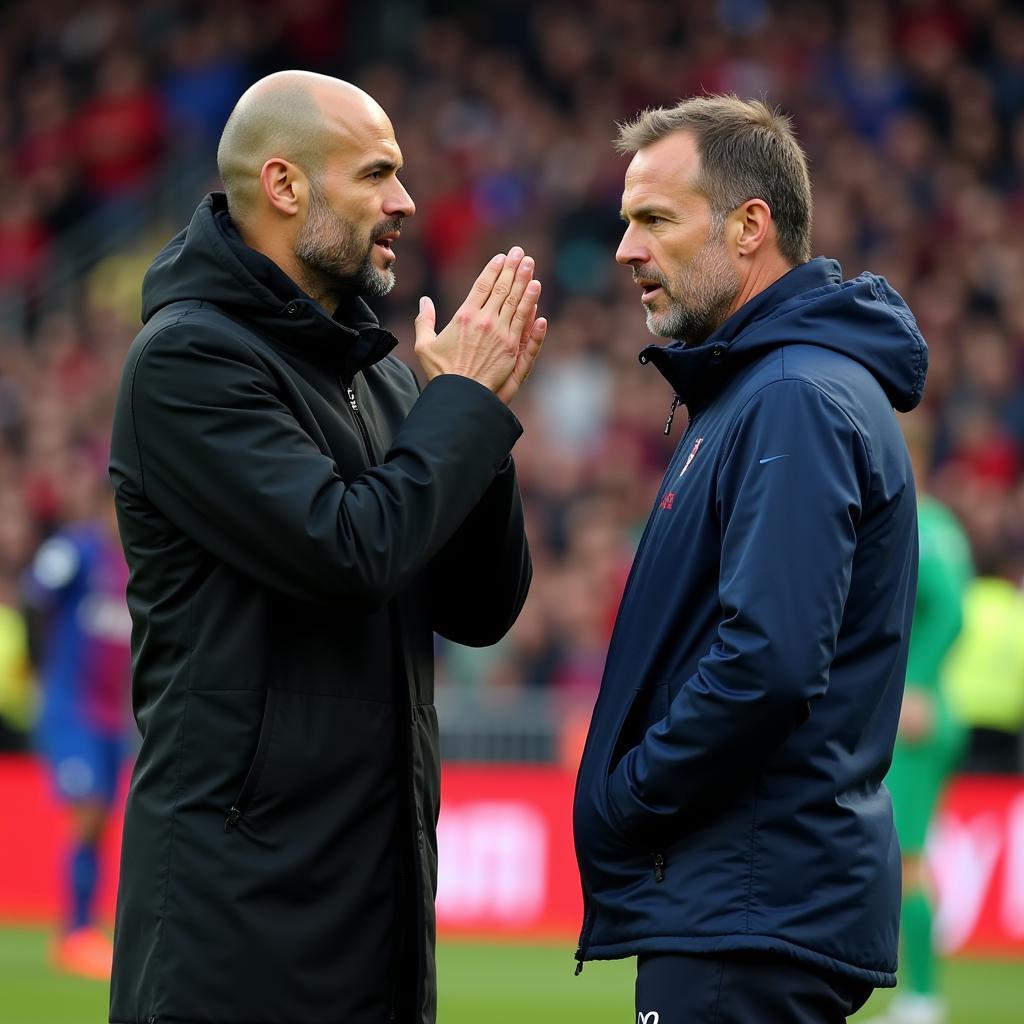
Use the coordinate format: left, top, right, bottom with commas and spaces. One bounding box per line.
0, 757, 1021, 954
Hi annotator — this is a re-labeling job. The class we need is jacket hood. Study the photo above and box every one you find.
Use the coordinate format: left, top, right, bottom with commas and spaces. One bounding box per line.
641, 257, 928, 414
141, 193, 396, 376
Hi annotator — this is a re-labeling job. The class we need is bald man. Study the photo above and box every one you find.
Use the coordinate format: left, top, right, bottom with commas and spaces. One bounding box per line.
108, 72, 545, 1024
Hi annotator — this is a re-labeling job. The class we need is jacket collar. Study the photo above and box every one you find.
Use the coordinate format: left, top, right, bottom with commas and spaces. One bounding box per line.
639, 259, 841, 412
204, 194, 398, 380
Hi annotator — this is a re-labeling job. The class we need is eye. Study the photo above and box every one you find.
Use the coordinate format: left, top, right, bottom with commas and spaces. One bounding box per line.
367, 170, 383, 181
647, 215, 663, 226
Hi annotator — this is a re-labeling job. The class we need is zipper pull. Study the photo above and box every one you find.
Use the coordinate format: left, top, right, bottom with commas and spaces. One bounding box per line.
346, 385, 359, 413
653, 852, 665, 882
224, 806, 242, 833
663, 395, 681, 436
574, 960, 584, 976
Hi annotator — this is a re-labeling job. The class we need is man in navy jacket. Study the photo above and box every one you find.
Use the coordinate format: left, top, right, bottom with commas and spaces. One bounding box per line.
573, 95, 926, 1023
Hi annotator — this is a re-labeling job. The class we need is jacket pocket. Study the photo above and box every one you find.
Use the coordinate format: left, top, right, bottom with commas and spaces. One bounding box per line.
607, 682, 669, 776
224, 687, 279, 832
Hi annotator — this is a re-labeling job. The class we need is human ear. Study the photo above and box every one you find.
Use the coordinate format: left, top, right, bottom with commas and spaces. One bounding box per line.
260, 159, 302, 217
733, 199, 772, 257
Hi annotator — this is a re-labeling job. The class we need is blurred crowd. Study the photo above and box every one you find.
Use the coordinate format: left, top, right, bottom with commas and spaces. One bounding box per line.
1, 0, 1023, 765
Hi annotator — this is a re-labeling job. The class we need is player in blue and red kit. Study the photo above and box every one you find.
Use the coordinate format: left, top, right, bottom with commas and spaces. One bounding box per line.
22, 455, 131, 979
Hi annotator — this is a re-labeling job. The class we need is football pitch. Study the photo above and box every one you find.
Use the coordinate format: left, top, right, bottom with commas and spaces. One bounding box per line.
0, 926, 1021, 1023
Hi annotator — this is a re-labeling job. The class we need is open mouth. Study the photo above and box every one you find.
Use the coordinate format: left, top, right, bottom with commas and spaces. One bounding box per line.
638, 281, 664, 303
374, 232, 400, 256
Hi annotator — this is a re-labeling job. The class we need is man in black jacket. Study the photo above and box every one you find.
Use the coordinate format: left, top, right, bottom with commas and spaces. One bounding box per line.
108, 71, 545, 1024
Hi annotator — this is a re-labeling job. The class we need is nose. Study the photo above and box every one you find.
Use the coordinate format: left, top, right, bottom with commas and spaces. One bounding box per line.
616, 224, 648, 266
385, 178, 416, 219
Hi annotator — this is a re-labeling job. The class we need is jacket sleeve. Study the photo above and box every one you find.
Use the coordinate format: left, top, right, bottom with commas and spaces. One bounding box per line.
425, 456, 532, 646
116, 323, 522, 609
607, 378, 871, 836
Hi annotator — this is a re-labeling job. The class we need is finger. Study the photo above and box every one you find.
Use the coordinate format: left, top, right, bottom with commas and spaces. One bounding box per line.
466, 253, 508, 310
529, 316, 548, 348
498, 256, 537, 329
496, 316, 547, 406
483, 245, 526, 316
519, 316, 548, 381
519, 303, 538, 350
508, 277, 541, 340
414, 295, 436, 348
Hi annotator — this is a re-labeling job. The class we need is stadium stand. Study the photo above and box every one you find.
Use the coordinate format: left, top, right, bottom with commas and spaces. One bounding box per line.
0, 0, 1022, 770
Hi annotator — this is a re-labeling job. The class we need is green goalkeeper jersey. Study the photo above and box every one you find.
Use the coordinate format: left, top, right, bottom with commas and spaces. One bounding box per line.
887, 497, 972, 849
901, 495, 973, 757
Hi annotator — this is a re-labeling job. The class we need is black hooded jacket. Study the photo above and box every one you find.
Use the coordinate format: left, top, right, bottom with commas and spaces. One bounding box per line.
108, 194, 531, 1024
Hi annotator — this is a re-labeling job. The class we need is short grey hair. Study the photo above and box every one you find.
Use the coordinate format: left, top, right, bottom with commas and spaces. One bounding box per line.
217, 78, 326, 228
616, 95, 812, 266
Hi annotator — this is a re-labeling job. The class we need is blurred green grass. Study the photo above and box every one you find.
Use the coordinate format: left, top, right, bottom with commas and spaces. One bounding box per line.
0, 926, 1020, 1023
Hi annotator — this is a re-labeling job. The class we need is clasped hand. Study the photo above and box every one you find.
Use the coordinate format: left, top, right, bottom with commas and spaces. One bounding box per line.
414, 246, 548, 405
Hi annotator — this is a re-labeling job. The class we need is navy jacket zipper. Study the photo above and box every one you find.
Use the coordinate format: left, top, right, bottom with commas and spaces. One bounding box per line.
573, 410, 699, 970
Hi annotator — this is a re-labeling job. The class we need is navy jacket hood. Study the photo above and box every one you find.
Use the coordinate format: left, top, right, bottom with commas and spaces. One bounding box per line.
640, 257, 928, 414
141, 192, 396, 378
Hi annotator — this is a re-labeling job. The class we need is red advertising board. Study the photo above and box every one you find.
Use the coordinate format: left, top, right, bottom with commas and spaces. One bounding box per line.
435, 764, 580, 939
929, 776, 1024, 956
0, 756, 1021, 954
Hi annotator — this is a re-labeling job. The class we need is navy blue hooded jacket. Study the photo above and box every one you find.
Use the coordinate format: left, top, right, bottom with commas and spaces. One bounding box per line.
573, 258, 927, 987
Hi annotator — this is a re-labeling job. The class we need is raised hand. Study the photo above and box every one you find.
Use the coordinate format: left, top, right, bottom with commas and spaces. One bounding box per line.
414, 246, 544, 401
496, 288, 548, 406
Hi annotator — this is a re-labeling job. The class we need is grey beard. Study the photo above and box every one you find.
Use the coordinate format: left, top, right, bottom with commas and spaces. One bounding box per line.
295, 232, 395, 300
646, 283, 735, 344
295, 189, 396, 299
353, 256, 394, 298
644, 232, 738, 345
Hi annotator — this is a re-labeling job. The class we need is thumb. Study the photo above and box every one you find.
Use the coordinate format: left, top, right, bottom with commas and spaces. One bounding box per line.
414, 295, 436, 344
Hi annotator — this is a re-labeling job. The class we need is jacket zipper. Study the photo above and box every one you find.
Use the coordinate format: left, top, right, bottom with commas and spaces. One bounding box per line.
341, 378, 424, 1019
343, 378, 375, 465
574, 410, 701, 970
224, 689, 278, 832
570, 465, 677, 973
574, 882, 594, 975
663, 393, 682, 435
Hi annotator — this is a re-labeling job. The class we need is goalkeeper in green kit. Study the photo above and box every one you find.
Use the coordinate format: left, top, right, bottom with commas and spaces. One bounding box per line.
872, 479, 972, 1024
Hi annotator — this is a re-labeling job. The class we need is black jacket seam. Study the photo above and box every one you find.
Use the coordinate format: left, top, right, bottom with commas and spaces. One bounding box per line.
128, 305, 196, 498
186, 686, 400, 705
151, 685, 191, 1019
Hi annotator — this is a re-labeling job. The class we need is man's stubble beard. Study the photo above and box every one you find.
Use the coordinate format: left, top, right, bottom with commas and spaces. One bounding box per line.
644, 225, 740, 345
294, 182, 398, 303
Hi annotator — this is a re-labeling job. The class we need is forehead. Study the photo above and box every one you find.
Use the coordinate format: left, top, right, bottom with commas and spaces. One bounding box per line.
622, 131, 702, 209
319, 89, 403, 168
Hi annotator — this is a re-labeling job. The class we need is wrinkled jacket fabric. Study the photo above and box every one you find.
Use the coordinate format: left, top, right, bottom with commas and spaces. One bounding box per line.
574, 258, 927, 987
109, 194, 531, 1024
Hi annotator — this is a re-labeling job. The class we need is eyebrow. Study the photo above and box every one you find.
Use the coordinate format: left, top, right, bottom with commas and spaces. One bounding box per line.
620, 205, 674, 222
356, 158, 402, 177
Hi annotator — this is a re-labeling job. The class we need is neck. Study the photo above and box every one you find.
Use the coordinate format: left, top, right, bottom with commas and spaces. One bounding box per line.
293, 265, 346, 312
238, 221, 343, 311
725, 254, 794, 320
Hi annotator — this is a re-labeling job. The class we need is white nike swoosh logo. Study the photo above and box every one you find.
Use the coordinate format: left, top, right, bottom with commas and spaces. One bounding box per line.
759, 455, 789, 464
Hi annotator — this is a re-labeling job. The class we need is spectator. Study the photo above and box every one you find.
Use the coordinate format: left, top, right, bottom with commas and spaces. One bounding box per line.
0, 0, 1023, 773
